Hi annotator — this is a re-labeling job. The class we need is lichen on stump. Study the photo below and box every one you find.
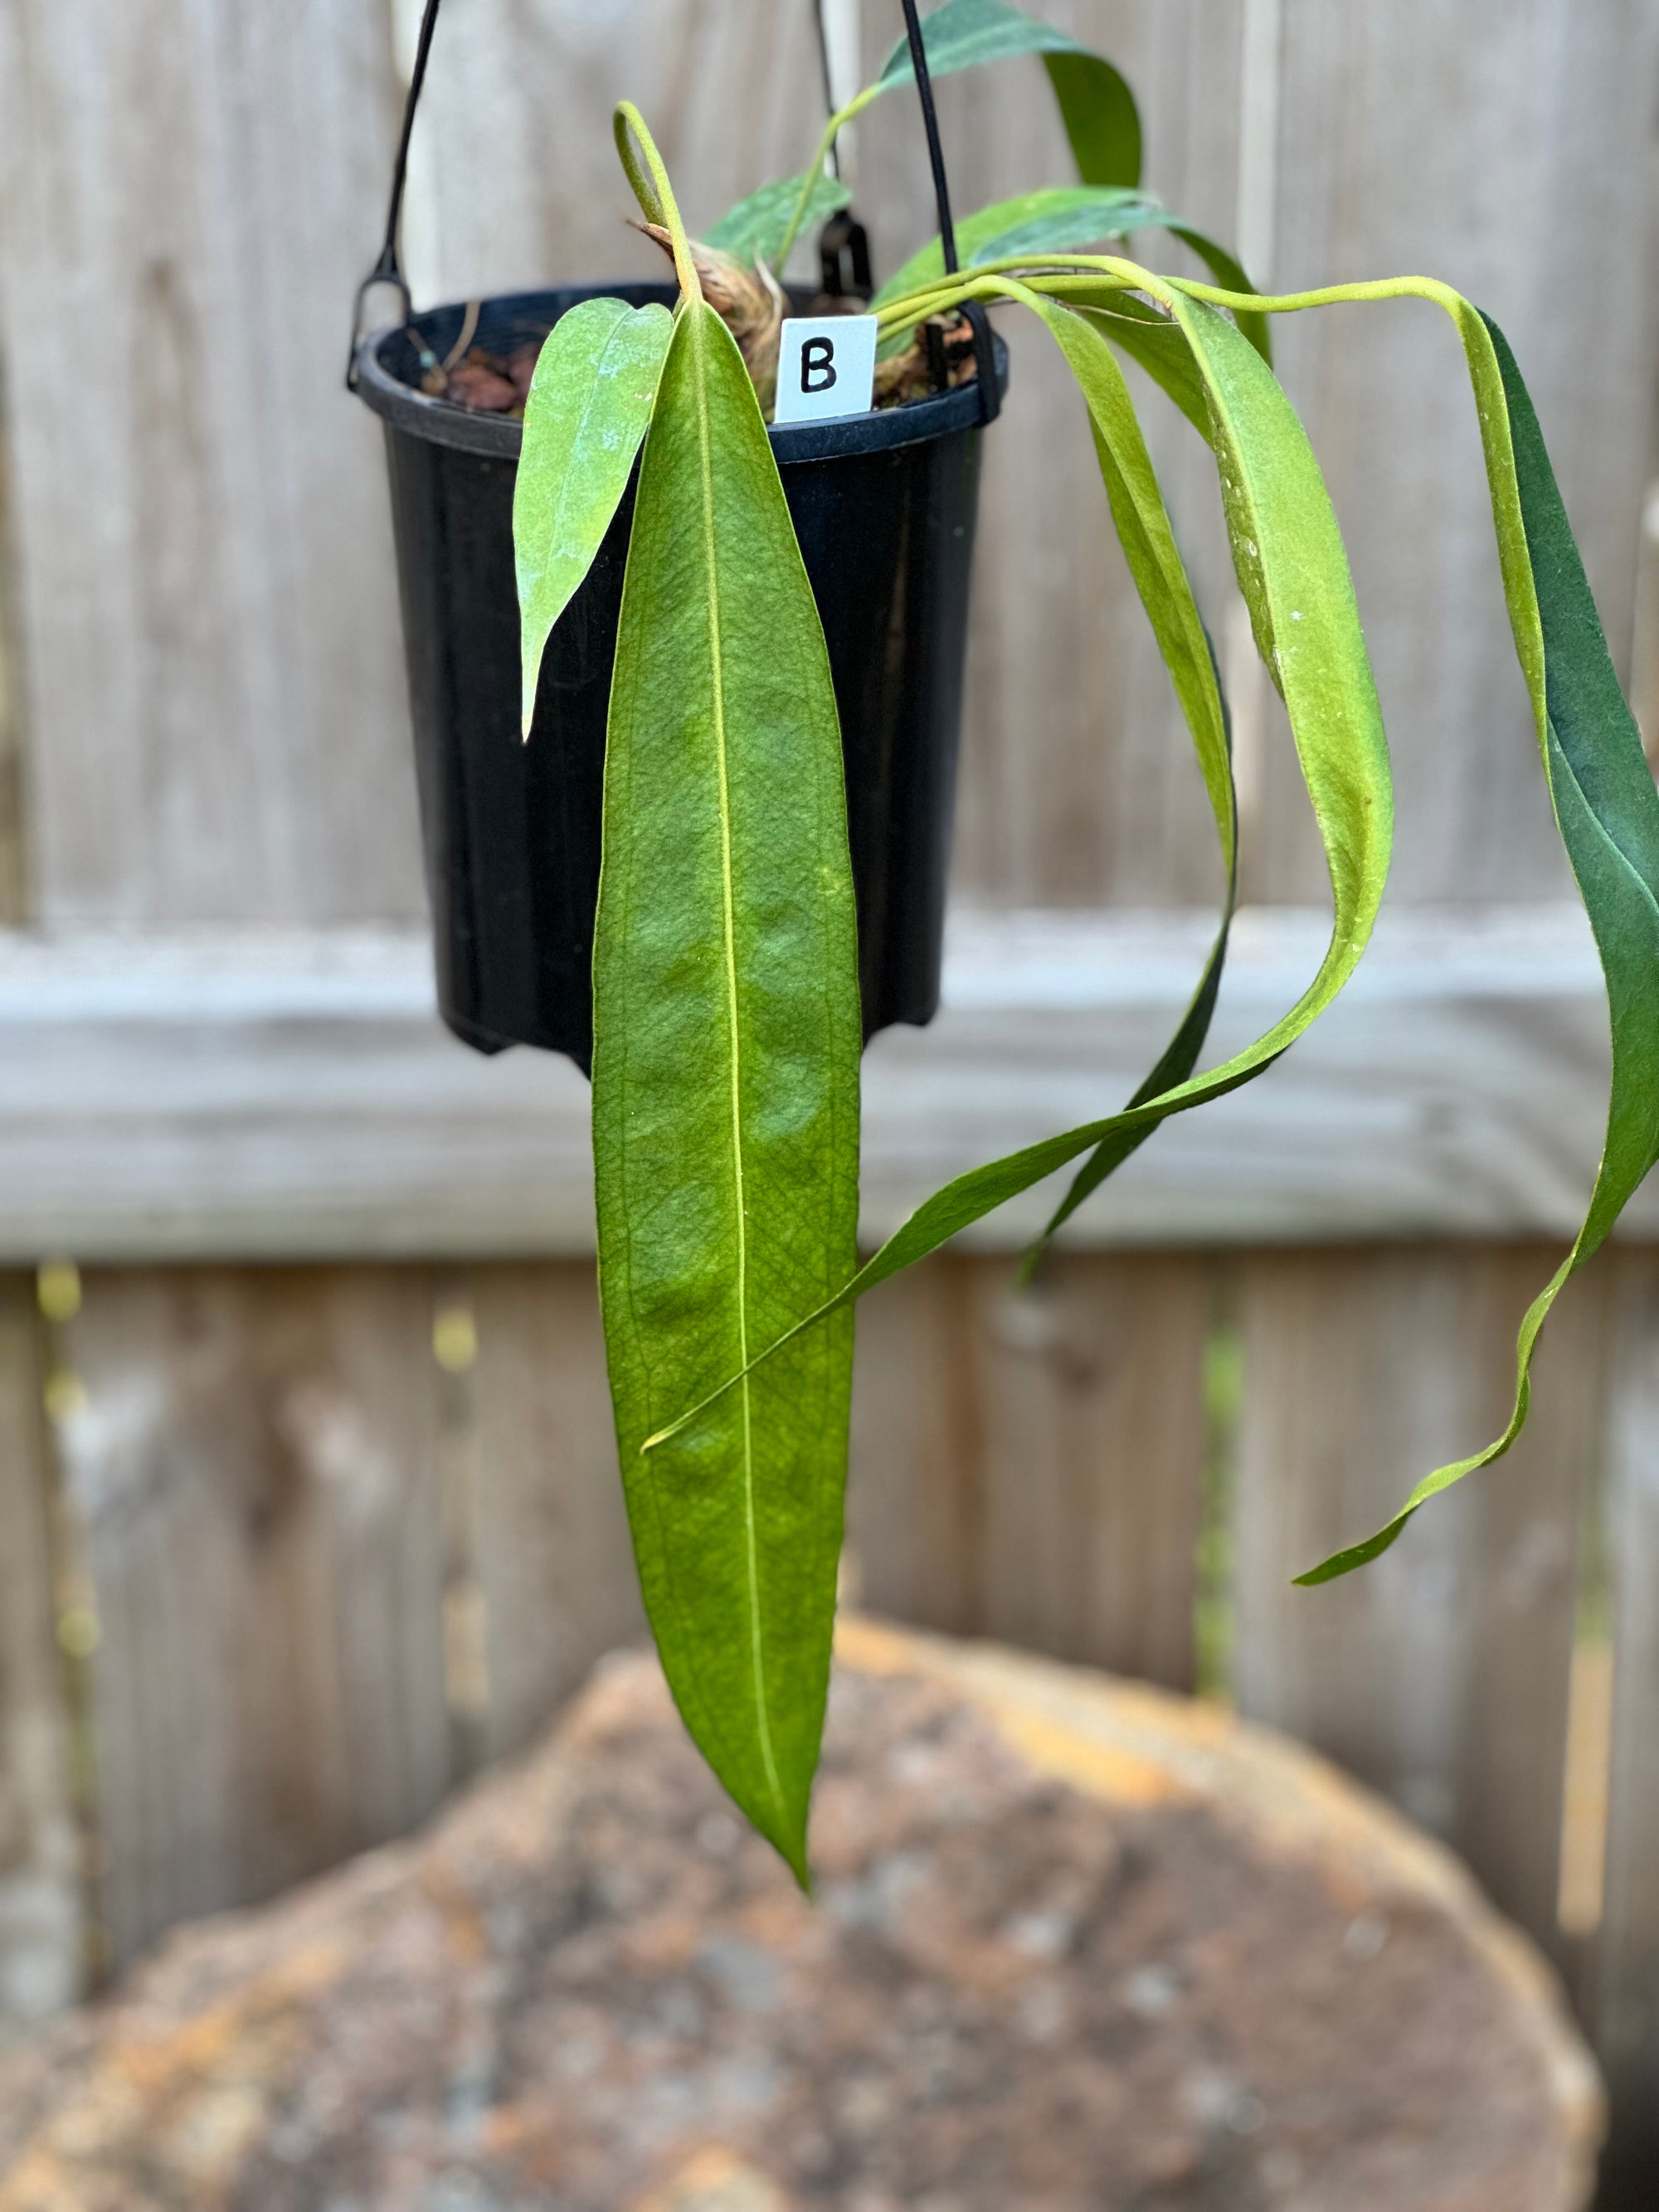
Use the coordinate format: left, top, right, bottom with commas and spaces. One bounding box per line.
0, 1621, 1601, 2210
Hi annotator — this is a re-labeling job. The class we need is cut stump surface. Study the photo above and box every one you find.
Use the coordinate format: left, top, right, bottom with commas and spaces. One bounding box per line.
0, 1619, 1602, 2210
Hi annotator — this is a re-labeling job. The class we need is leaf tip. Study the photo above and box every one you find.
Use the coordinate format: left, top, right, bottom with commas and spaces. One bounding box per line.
1292, 1511, 1413, 1587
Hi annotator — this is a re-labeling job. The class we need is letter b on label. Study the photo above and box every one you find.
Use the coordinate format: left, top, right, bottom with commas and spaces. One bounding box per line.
774, 316, 878, 425
801, 337, 839, 394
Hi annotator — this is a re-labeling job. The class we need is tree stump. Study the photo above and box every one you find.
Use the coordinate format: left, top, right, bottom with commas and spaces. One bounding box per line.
0, 1619, 1602, 2210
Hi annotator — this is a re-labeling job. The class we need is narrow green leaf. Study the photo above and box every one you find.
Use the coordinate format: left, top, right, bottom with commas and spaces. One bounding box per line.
873, 187, 1159, 309
646, 286, 1394, 1456
1041, 50, 1143, 191
1012, 254, 1659, 1575
1011, 295, 1237, 1260
875, 0, 1141, 188
513, 297, 673, 737
708, 170, 852, 270
1160, 226, 1270, 364
876, 192, 1269, 364
1297, 310, 1659, 1582
1048, 288, 1215, 439
592, 298, 863, 1881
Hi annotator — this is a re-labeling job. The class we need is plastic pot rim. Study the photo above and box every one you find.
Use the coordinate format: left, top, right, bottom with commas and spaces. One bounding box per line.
352, 280, 1008, 464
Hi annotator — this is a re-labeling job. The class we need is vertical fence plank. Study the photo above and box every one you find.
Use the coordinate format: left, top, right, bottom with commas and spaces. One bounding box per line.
0, 1275, 80, 2033
849, 1262, 989, 1637
1595, 1251, 1659, 2205
0, 366, 31, 926
58, 1267, 450, 1968
1233, 1244, 1608, 1956
467, 1263, 644, 1763
850, 1253, 1210, 1689
0, 0, 418, 925
966, 1254, 1210, 1689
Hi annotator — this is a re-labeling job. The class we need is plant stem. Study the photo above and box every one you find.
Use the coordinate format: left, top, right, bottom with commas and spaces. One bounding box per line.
613, 104, 699, 303
776, 86, 879, 270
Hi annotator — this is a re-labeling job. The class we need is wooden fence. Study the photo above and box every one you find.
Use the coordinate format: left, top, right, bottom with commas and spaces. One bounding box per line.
1, 0, 1657, 2197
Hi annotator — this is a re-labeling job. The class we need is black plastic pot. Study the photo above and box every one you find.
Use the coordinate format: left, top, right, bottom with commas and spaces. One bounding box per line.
353, 284, 1007, 1069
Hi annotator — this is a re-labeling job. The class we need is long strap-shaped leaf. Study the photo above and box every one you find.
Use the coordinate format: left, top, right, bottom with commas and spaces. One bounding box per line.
645, 287, 1393, 1456
596, 115, 863, 1880
1287, 301, 1659, 1578
874, 190, 1271, 364
866, 270, 1240, 1267
912, 253, 1659, 1578
1008, 287, 1237, 1270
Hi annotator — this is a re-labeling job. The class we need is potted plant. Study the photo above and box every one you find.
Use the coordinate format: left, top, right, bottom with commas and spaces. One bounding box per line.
353, 0, 1659, 1885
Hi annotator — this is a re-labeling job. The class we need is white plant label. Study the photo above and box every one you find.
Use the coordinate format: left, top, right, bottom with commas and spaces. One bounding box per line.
773, 316, 878, 426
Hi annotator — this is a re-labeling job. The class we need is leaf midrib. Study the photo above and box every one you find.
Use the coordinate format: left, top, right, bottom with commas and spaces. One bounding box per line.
693, 305, 786, 1828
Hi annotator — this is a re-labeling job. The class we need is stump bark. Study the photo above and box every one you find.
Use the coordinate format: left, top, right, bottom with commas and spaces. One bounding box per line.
0, 1619, 1602, 2210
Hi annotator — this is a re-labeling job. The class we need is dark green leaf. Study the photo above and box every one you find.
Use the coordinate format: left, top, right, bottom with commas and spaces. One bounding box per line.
875, 189, 1270, 364
875, 0, 1141, 188
872, 187, 1160, 309
1042, 50, 1141, 191
513, 297, 673, 737
708, 170, 852, 270
593, 299, 863, 1880
1297, 308, 1659, 1581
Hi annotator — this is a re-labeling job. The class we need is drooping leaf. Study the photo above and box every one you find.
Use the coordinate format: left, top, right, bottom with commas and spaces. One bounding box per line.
592, 295, 863, 1882
645, 284, 1394, 1456
1005, 293, 1237, 1263
874, 0, 1141, 188
708, 169, 852, 270
1040, 48, 1142, 190
1297, 305, 1659, 1581
513, 296, 673, 736
873, 187, 1271, 363
1160, 227, 1269, 362
873, 187, 1159, 309
1047, 287, 1215, 438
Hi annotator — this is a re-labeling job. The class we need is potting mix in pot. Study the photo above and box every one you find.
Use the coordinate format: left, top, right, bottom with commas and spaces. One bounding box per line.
353, 0, 1659, 1880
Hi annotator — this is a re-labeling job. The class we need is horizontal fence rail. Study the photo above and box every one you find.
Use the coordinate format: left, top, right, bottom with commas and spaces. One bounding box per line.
0, 903, 1637, 1260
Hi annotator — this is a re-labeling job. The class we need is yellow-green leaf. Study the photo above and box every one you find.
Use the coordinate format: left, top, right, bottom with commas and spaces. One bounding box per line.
514, 297, 673, 737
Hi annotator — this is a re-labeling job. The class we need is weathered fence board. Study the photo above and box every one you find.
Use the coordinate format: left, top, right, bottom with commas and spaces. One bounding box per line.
397, 0, 834, 309
0, 1275, 80, 2034
467, 1263, 645, 1763
1232, 1243, 1609, 1957
1258, 0, 1659, 906
849, 1252, 1209, 1690
1596, 1251, 1659, 2205
56, 1267, 454, 1968
0, 0, 419, 926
